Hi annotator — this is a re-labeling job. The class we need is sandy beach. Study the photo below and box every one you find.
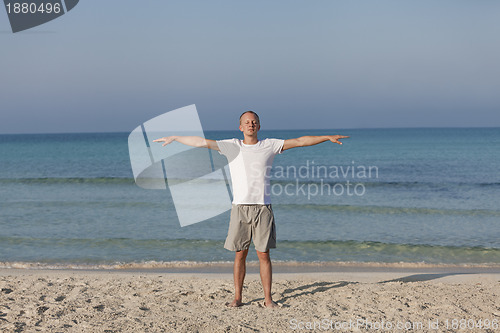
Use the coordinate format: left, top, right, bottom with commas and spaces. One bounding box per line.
1, 265, 499, 333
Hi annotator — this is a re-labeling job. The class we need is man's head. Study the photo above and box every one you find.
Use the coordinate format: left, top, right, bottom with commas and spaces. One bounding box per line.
239, 111, 260, 124
239, 111, 260, 136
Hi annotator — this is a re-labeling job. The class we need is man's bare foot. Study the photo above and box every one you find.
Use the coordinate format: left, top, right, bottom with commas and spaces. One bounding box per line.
225, 299, 243, 307
264, 300, 280, 308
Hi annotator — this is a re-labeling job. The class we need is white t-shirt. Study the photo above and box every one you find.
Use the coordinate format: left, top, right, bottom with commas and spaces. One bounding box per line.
217, 138, 284, 204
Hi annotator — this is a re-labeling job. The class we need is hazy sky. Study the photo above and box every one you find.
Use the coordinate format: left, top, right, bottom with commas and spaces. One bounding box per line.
1, 1, 500, 134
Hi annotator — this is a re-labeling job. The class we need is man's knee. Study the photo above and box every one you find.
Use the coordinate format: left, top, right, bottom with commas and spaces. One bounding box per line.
256, 250, 271, 262
235, 249, 249, 261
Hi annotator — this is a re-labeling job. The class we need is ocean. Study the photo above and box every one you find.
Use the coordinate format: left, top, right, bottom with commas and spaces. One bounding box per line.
0, 128, 499, 269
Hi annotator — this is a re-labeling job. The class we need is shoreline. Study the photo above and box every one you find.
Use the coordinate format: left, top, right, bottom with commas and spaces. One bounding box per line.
2, 260, 500, 274
2, 267, 500, 283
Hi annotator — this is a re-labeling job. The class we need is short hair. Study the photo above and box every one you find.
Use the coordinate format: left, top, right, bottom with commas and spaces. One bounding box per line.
239, 111, 260, 124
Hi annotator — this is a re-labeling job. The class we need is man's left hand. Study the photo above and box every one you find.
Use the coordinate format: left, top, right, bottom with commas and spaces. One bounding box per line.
328, 135, 350, 145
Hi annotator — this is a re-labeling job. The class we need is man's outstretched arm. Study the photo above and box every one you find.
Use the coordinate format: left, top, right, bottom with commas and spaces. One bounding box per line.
153, 136, 219, 150
282, 135, 349, 151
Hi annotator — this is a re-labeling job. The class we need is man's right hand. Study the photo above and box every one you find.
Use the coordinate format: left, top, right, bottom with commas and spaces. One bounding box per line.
152, 136, 219, 150
153, 136, 176, 146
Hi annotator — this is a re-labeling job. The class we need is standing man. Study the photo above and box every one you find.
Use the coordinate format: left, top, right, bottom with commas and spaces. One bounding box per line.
154, 111, 348, 308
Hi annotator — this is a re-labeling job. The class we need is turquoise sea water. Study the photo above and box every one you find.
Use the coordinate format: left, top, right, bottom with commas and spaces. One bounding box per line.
0, 128, 499, 267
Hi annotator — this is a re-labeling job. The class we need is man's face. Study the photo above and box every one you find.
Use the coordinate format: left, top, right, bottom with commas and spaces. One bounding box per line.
239, 113, 260, 135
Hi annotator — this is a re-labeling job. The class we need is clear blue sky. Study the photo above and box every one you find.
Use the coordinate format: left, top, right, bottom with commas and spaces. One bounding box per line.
1, 0, 500, 134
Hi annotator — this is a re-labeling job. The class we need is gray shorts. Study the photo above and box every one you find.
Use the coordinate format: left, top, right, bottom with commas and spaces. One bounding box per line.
224, 204, 276, 253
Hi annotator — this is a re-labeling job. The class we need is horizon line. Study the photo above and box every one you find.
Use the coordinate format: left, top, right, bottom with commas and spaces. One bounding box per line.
0, 125, 499, 136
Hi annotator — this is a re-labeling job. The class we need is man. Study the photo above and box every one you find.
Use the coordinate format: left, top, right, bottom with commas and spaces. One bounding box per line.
154, 111, 348, 308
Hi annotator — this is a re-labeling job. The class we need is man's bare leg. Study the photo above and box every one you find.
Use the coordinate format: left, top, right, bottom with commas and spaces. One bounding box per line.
256, 250, 279, 308
227, 249, 248, 307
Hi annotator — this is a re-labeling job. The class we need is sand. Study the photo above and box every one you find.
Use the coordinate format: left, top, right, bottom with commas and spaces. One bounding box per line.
1, 267, 499, 332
